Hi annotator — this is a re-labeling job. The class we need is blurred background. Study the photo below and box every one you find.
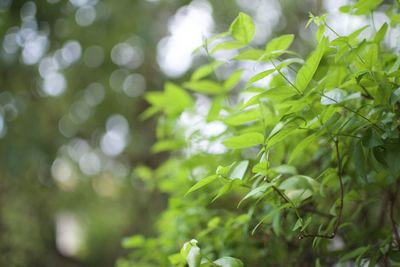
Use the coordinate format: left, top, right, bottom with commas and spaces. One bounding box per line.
0, 0, 386, 266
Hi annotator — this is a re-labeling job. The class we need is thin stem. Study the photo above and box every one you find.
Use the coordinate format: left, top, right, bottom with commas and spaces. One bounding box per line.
325, 22, 366, 65
299, 138, 344, 240
271, 185, 302, 221
389, 181, 400, 249
270, 60, 302, 95
319, 92, 384, 132
333, 138, 344, 236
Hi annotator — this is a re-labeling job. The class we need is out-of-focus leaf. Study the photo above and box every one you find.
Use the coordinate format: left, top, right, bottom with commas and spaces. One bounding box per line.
229, 12, 255, 44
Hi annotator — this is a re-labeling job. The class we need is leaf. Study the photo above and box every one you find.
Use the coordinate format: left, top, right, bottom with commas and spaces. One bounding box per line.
185, 175, 218, 196
212, 179, 241, 202
289, 134, 317, 163
265, 34, 295, 57
295, 37, 328, 92
353, 0, 383, 15
361, 128, 383, 148
292, 218, 303, 231
353, 140, 367, 181
320, 89, 346, 105
223, 70, 244, 91
151, 139, 184, 153
245, 69, 275, 87
223, 132, 264, 149
183, 80, 225, 95
214, 256, 244, 267
144, 82, 193, 116
121, 235, 145, 248
230, 160, 249, 180
252, 161, 269, 175
229, 12, 255, 44
191, 61, 222, 81
279, 175, 318, 192
238, 183, 273, 207
181, 240, 201, 267
224, 108, 261, 126
234, 48, 264, 61
211, 41, 244, 53
340, 246, 369, 261
373, 23, 388, 43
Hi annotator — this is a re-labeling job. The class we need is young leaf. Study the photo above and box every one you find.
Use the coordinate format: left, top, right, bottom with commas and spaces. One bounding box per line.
185, 175, 218, 196
265, 34, 295, 57
295, 37, 328, 92
191, 61, 222, 81
229, 12, 255, 44
223, 132, 264, 149
183, 80, 225, 95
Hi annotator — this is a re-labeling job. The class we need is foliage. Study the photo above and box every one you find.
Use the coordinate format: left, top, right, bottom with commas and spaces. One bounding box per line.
123, 1, 400, 266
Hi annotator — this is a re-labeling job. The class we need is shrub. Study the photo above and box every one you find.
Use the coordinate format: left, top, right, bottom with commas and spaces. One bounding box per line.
122, 1, 400, 266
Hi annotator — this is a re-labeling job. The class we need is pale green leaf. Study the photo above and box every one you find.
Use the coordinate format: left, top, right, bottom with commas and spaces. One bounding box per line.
265, 34, 295, 57
214, 256, 244, 267
223, 132, 264, 149
183, 80, 225, 94
230, 160, 249, 180
229, 12, 255, 44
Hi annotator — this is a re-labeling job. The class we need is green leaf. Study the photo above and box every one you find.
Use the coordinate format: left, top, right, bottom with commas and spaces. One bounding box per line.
230, 160, 249, 180
185, 175, 218, 196
265, 34, 295, 57
353, 0, 383, 15
245, 69, 275, 87
181, 240, 202, 267
229, 12, 255, 44
353, 140, 367, 181
211, 41, 244, 53
212, 179, 241, 202
191, 61, 222, 81
223, 70, 244, 91
295, 37, 328, 92
183, 80, 225, 95
223, 132, 264, 149
292, 218, 303, 231
214, 256, 244, 267
289, 134, 317, 163
340, 246, 370, 261
238, 183, 273, 207
234, 48, 264, 61
145, 82, 193, 116
361, 128, 383, 148
121, 235, 145, 248
224, 108, 261, 126
151, 139, 184, 153
373, 23, 388, 43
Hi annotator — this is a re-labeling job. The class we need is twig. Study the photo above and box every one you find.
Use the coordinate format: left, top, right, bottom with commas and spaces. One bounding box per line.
270, 60, 302, 95
388, 181, 400, 249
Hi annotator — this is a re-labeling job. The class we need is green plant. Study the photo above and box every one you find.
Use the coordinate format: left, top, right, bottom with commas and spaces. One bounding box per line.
122, 1, 400, 266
